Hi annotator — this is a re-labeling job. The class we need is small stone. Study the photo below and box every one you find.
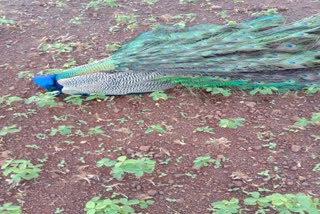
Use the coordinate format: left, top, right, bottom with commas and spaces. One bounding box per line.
176, 198, 185, 204
290, 116, 300, 122
291, 145, 302, 153
253, 145, 262, 151
290, 166, 298, 171
232, 180, 243, 187
136, 185, 141, 190
168, 179, 174, 184
147, 189, 158, 196
287, 181, 294, 186
302, 182, 310, 186
9, 86, 15, 90
126, 148, 134, 154
139, 146, 151, 152
244, 101, 256, 107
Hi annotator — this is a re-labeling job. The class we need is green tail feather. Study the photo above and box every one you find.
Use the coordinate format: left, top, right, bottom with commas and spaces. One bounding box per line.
56, 14, 320, 90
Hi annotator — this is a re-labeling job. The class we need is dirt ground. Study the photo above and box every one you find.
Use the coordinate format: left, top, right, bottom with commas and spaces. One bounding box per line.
1, 0, 320, 213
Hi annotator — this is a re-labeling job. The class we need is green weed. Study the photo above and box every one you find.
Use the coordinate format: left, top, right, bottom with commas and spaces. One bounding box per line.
149, 91, 174, 101
50, 125, 74, 136
193, 126, 215, 134
1, 159, 42, 184
244, 192, 320, 213
0, 202, 21, 214
84, 196, 154, 214
0, 17, 16, 25
26, 92, 58, 107
143, 0, 159, 4
219, 118, 245, 129
193, 156, 215, 168
208, 198, 240, 214
96, 156, 156, 180
0, 125, 21, 136
145, 124, 167, 134
251, 8, 279, 17
18, 71, 34, 80
87, 0, 117, 9
249, 87, 278, 95
206, 87, 231, 96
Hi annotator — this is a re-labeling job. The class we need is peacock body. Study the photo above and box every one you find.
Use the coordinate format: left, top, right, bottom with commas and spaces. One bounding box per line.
33, 14, 320, 95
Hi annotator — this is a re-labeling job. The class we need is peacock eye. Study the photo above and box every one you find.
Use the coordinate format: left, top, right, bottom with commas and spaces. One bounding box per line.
287, 44, 293, 48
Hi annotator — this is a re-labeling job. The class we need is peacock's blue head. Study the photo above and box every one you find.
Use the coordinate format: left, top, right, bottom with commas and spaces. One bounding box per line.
33, 74, 63, 92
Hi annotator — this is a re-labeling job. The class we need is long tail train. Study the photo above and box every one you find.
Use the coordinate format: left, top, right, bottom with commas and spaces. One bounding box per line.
33, 14, 320, 95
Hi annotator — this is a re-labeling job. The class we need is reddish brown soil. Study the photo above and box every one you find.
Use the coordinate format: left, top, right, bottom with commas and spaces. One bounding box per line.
1, 0, 320, 213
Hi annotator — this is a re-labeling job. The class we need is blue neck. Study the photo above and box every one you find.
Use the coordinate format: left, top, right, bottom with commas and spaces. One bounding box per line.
33, 74, 63, 92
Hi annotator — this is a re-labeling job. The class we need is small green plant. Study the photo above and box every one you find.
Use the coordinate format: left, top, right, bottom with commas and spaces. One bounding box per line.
87, 0, 117, 9
313, 163, 320, 172
216, 11, 229, 19
179, 0, 197, 3
219, 117, 245, 129
18, 71, 35, 80
85, 93, 107, 101
262, 142, 277, 149
84, 196, 154, 214
208, 198, 240, 214
0, 95, 24, 106
50, 125, 74, 136
206, 87, 231, 96
145, 124, 167, 134
1, 159, 42, 184
69, 17, 82, 24
294, 112, 320, 128
305, 86, 320, 94
249, 87, 278, 95
106, 43, 121, 52
251, 8, 278, 17
143, 0, 159, 4
57, 160, 66, 168
244, 192, 320, 213
0, 125, 21, 136
25, 92, 58, 107
56, 1, 67, 7
0, 202, 21, 214
88, 126, 105, 135
193, 156, 215, 168
193, 126, 215, 134
96, 156, 156, 179
40, 42, 74, 53
64, 95, 85, 106
294, 117, 310, 127
0, 17, 16, 25
149, 91, 174, 101
112, 14, 138, 31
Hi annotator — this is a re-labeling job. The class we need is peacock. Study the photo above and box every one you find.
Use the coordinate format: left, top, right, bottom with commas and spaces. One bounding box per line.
33, 14, 320, 96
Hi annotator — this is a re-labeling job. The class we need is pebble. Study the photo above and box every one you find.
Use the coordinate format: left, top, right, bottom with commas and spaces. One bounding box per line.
147, 189, 158, 196
291, 145, 302, 153
290, 166, 298, 171
253, 145, 262, 151
232, 180, 243, 187
139, 145, 151, 152
287, 181, 294, 186
302, 182, 310, 186
168, 179, 174, 184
